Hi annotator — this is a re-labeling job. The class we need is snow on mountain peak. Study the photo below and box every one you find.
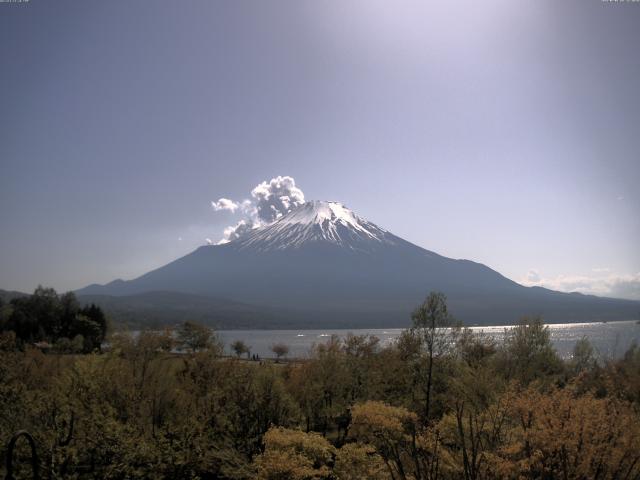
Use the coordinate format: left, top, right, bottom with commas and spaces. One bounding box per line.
231, 200, 396, 252
281, 201, 364, 226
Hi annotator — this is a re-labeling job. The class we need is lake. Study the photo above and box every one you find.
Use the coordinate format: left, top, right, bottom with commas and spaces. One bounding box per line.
217, 320, 640, 359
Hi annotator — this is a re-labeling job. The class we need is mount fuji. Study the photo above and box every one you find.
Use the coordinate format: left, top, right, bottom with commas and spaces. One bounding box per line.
77, 201, 639, 328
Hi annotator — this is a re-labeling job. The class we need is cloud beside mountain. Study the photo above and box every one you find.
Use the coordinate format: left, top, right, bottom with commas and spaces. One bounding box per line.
211, 175, 306, 244
522, 269, 640, 301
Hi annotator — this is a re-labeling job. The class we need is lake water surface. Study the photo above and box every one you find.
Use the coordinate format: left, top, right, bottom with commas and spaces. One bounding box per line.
217, 320, 640, 360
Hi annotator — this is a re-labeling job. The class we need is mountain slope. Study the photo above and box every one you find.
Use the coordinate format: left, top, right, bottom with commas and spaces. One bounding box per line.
77, 201, 640, 327
76, 291, 298, 329
0, 289, 29, 303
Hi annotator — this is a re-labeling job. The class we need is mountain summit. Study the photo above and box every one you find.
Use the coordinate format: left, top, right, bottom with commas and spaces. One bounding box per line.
232, 201, 396, 252
77, 201, 640, 328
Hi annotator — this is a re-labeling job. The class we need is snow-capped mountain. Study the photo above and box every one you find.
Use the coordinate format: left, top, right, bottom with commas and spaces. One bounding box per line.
234, 201, 397, 252
77, 201, 640, 328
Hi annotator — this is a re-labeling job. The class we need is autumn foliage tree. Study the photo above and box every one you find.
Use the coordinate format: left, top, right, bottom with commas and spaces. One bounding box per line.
493, 386, 640, 479
254, 427, 335, 479
271, 342, 290, 361
348, 401, 454, 480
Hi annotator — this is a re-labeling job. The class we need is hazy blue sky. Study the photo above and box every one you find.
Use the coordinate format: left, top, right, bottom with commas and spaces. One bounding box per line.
1, 0, 639, 299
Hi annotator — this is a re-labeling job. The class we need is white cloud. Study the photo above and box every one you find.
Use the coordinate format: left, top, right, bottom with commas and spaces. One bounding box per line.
520, 269, 640, 300
218, 219, 254, 244
525, 269, 541, 283
609, 276, 640, 300
211, 198, 240, 213
210, 175, 306, 244
250, 176, 305, 224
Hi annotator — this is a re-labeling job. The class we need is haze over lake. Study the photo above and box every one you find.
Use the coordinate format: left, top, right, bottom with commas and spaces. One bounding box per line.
217, 320, 640, 360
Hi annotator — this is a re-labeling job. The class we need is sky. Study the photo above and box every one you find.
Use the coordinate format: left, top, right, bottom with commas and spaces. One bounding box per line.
1, 0, 639, 299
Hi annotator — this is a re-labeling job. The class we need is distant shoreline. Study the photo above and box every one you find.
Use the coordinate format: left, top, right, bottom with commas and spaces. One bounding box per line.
213, 319, 639, 333
211, 320, 640, 360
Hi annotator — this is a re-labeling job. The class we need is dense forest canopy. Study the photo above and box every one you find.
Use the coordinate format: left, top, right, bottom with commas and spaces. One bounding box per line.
1, 291, 640, 479
0, 286, 107, 353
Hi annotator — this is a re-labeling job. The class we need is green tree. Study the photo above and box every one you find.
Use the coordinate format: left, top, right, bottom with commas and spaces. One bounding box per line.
176, 321, 218, 353
0, 297, 14, 342
58, 291, 80, 338
497, 316, 563, 384
0, 296, 5, 329
1, 287, 107, 350
79, 303, 108, 344
411, 291, 458, 421
570, 336, 596, 375
70, 334, 85, 353
70, 314, 102, 352
6, 286, 59, 343
231, 339, 250, 358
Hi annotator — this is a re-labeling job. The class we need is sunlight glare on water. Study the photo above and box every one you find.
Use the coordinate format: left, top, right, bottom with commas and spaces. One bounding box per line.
217, 320, 640, 360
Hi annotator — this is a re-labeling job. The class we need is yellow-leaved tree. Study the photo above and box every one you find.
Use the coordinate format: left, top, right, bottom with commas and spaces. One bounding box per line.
348, 400, 456, 480
493, 386, 640, 479
254, 426, 335, 480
